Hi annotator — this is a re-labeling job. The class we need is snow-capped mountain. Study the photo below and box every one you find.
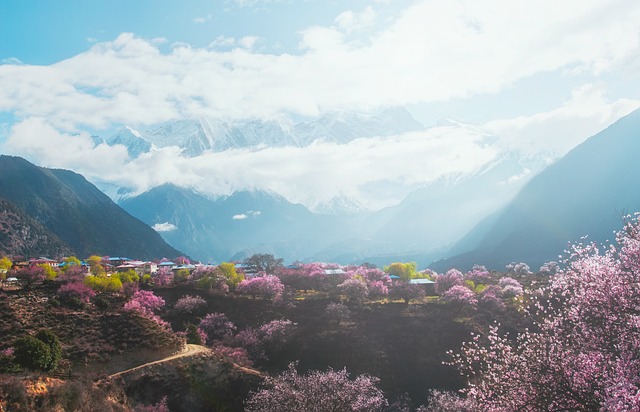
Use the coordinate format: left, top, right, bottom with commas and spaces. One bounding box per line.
106, 126, 153, 158
103, 107, 425, 158
294, 107, 425, 144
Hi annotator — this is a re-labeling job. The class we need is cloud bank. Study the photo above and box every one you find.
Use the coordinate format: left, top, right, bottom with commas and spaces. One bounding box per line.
1, 0, 639, 131
1, 0, 639, 210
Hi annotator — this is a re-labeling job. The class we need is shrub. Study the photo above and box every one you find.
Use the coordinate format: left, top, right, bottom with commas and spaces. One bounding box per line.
539, 261, 561, 276
35, 330, 62, 371
13, 336, 50, 371
184, 324, 207, 345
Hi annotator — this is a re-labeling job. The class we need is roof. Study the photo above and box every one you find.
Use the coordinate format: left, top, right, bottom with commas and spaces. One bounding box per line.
409, 278, 435, 285
324, 269, 346, 275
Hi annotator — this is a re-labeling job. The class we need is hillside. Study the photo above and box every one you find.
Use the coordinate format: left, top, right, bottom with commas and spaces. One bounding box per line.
0, 155, 182, 259
432, 107, 640, 271
0, 197, 73, 257
120, 184, 349, 263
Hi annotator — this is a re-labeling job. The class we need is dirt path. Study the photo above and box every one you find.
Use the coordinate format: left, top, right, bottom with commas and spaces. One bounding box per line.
108, 344, 210, 379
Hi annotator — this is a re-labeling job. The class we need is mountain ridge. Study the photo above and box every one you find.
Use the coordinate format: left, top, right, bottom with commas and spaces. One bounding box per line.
431, 107, 640, 272
0, 156, 183, 259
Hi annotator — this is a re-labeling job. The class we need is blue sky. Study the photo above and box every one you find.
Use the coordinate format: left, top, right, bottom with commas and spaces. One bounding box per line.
1, 0, 640, 208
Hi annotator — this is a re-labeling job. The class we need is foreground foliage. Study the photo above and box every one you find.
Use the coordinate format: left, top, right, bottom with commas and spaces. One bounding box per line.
450, 216, 640, 410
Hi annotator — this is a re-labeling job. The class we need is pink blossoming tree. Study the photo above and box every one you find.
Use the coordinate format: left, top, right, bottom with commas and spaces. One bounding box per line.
449, 216, 640, 410
245, 362, 388, 412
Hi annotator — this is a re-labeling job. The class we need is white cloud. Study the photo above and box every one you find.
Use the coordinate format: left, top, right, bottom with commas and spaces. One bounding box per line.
232, 214, 248, 220
1, 57, 23, 65
0, 1, 638, 130
2, 84, 637, 211
193, 14, 213, 24
1, 1, 640, 213
335, 6, 376, 33
486, 84, 640, 157
153, 222, 177, 232
238, 35, 261, 49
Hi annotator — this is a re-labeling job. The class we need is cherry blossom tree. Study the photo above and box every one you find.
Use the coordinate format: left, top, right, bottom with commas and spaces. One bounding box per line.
497, 277, 523, 298
538, 260, 561, 276
16, 265, 46, 289
245, 362, 388, 412
449, 216, 640, 410
174, 295, 207, 314
258, 319, 296, 346
338, 277, 369, 304
57, 282, 95, 306
464, 265, 490, 284
389, 281, 426, 304
505, 261, 532, 277
325, 302, 351, 325
442, 285, 478, 307
191, 265, 230, 293
199, 313, 237, 342
124, 290, 165, 317
153, 267, 174, 287
236, 275, 284, 301
435, 269, 464, 294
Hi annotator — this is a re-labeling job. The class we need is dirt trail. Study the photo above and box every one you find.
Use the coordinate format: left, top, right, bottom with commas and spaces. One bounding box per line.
108, 344, 209, 379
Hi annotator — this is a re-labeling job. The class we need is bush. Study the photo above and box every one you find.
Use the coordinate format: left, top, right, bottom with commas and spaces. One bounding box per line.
13, 336, 51, 371
35, 330, 62, 371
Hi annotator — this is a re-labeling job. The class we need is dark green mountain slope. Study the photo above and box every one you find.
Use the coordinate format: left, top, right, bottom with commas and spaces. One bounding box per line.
0, 155, 182, 259
0, 197, 73, 257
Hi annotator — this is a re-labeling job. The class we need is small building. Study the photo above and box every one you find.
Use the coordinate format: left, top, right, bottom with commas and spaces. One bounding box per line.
324, 269, 346, 275
410, 278, 436, 295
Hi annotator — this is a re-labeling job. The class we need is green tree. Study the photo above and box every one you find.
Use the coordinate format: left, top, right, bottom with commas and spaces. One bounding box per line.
39, 264, 59, 281
174, 268, 190, 283
35, 330, 61, 371
87, 255, 106, 276
243, 254, 284, 274
218, 262, 244, 289
383, 262, 418, 280
84, 275, 122, 292
115, 269, 139, 284
0, 256, 12, 280
13, 336, 50, 371
61, 256, 81, 273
